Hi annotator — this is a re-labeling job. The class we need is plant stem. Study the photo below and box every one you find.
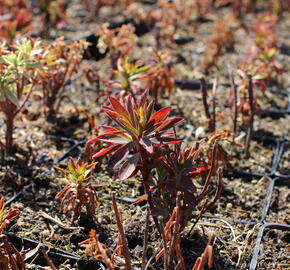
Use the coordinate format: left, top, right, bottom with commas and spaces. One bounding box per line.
200, 78, 213, 132
111, 194, 133, 270
229, 69, 238, 134
142, 206, 150, 270
211, 79, 217, 132
5, 113, 14, 154
167, 192, 184, 269
158, 216, 168, 270
245, 74, 254, 158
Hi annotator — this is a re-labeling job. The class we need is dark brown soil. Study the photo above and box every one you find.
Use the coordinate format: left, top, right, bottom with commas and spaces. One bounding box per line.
257, 228, 290, 270
267, 182, 290, 225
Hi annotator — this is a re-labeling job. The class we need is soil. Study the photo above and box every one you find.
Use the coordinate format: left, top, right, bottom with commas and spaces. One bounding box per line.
0, 0, 290, 269
267, 181, 290, 225
278, 141, 290, 176
257, 228, 290, 270
207, 176, 269, 222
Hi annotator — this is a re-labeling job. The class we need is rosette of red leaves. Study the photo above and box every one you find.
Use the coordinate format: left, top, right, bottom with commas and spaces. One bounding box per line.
87, 91, 184, 181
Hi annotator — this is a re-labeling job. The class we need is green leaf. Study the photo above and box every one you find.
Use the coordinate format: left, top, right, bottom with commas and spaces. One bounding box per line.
4, 87, 19, 106
2, 54, 17, 67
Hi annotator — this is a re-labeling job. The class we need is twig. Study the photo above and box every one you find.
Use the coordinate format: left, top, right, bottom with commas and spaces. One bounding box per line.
200, 78, 213, 132
201, 168, 223, 213
42, 249, 57, 270
192, 233, 216, 270
158, 216, 168, 270
211, 79, 217, 132
40, 211, 83, 230
245, 74, 254, 158
142, 206, 150, 270
111, 194, 133, 270
229, 68, 238, 134
168, 192, 185, 269
144, 244, 162, 270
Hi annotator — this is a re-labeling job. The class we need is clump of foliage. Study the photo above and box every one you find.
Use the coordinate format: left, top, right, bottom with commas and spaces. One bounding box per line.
107, 57, 150, 96
0, 198, 24, 270
88, 92, 228, 230
0, 0, 32, 44
145, 49, 176, 100
0, 38, 42, 155
37, 38, 86, 117
202, 17, 235, 73
37, 0, 68, 36
55, 157, 105, 222
97, 24, 137, 69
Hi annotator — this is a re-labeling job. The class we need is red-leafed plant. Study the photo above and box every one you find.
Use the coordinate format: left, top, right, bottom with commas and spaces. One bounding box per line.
88, 92, 183, 182
88, 92, 228, 230
87, 91, 184, 225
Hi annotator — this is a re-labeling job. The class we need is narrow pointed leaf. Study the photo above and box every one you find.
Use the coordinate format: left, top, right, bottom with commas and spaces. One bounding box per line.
93, 145, 120, 158
110, 97, 130, 119
98, 133, 131, 144
156, 117, 184, 133
147, 107, 171, 128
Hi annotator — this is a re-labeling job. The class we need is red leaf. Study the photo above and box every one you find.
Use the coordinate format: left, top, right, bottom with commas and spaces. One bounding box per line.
98, 133, 131, 144
87, 137, 100, 144
147, 107, 171, 129
93, 145, 120, 158
104, 109, 120, 121
253, 79, 267, 91
189, 165, 207, 175
110, 97, 130, 119
101, 126, 119, 132
132, 194, 148, 204
156, 117, 184, 133
117, 153, 140, 180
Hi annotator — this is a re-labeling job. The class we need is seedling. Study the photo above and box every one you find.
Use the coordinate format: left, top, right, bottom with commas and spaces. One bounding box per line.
88, 92, 183, 182
37, 0, 68, 36
145, 49, 175, 101
108, 57, 150, 96
0, 8, 32, 44
97, 24, 137, 69
55, 157, 105, 222
38, 38, 86, 117
0, 38, 42, 154
202, 18, 235, 74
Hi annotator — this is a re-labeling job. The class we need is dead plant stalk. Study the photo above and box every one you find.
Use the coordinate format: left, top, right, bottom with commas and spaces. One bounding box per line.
112, 194, 133, 270
245, 74, 254, 158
